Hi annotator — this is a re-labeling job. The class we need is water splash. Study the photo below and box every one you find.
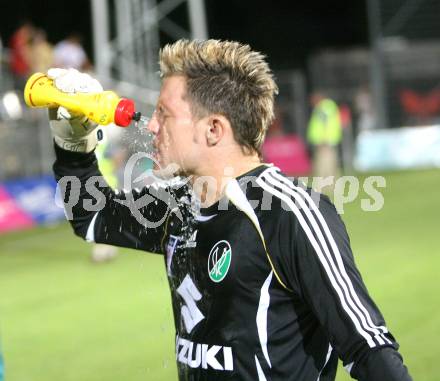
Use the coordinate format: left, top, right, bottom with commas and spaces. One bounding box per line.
134, 115, 151, 132
124, 113, 199, 250
121, 114, 155, 155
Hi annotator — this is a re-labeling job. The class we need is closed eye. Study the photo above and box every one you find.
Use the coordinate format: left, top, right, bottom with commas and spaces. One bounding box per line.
156, 105, 170, 123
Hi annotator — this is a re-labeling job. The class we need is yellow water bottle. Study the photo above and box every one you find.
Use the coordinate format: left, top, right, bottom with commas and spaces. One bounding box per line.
23, 72, 141, 127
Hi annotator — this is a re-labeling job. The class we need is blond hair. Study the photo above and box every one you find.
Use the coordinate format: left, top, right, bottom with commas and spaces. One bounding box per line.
159, 39, 278, 155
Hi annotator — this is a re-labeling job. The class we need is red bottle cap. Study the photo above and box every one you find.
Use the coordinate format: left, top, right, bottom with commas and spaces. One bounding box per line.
114, 98, 136, 127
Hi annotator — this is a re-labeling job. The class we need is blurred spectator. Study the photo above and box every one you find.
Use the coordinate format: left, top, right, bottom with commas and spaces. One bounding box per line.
53, 32, 91, 71
355, 86, 376, 133
339, 103, 354, 172
30, 29, 53, 73
307, 91, 342, 181
92, 126, 127, 263
9, 21, 34, 89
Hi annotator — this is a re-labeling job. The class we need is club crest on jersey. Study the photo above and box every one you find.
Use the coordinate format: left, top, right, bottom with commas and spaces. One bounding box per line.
208, 240, 232, 283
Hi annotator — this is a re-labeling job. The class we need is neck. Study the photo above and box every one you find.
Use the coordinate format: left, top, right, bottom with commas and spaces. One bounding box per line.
190, 151, 262, 208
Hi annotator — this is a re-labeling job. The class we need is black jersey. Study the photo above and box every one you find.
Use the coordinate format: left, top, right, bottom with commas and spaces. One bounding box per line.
53, 145, 412, 381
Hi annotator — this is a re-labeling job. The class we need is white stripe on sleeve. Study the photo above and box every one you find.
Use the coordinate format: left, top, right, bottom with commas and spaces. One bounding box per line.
256, 271, 273, 368
317, 344, 333, 381
268, 169, 390, 343
257, 174, 379, 347
85, 212, 99, 242
255, 355, 268, 381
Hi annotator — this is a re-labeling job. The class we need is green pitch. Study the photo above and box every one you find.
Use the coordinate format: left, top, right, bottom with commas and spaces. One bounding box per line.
0, 169, 438, 380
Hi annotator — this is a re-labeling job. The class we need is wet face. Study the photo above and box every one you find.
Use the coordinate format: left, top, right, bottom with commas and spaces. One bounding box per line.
147, 75, 203, 177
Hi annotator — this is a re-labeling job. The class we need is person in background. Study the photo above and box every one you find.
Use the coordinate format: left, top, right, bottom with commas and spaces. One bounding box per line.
55, 31, 107, 262
307, 91, 342, 189
8, 21, 34, 89
91, 126, 127, 263
53, 32, 90, 71
30, 29, 53, 74
339, 103, 354, 173
355, 86, 376, 134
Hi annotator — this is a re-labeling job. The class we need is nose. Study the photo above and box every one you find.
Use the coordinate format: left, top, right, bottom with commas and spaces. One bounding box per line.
147, 112, 160, 134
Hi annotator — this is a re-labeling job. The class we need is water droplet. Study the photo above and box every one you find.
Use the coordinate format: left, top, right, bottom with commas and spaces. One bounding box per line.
134, 115, 150, 130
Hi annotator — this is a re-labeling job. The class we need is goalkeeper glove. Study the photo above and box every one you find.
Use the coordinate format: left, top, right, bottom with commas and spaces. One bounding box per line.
47, 68, 103, 153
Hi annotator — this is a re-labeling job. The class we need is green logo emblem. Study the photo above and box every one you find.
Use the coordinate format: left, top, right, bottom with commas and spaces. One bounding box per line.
208, 240, 232, 283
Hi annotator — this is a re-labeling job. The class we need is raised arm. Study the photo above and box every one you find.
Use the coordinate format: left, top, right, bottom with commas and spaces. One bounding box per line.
54, 144, 173, 253
46, 68, 173, 254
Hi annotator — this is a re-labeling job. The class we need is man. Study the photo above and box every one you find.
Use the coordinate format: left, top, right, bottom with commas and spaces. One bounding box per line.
90, 125, 125, 263
9, 21, 34, 89
50, 40, 411, 380
307, 92, 342, 184
53, 32, 91, 71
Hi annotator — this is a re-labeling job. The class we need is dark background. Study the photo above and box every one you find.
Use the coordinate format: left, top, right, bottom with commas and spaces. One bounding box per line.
0, 0, 369, 70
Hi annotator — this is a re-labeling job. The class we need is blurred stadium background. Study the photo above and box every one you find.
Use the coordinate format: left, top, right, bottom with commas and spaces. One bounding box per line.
0, 0, 439, 380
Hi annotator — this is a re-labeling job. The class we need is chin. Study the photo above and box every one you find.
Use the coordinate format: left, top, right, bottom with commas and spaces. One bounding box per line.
152, 160, 182, 180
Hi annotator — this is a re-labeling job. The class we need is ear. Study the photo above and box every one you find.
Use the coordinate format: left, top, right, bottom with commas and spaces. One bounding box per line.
205, 115, 229, 146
